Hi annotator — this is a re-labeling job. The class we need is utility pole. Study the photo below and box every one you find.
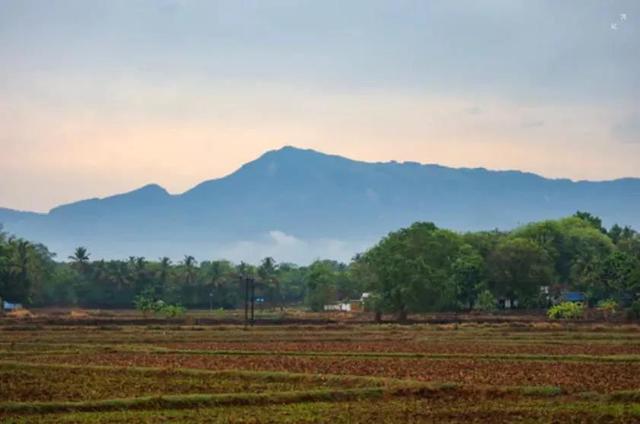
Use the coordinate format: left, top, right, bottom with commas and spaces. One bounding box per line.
250, 278, 255, 326
244, 277, 249, 327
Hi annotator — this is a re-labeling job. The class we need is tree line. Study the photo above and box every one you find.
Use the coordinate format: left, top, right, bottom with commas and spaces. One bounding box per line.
1, 212, 639, 317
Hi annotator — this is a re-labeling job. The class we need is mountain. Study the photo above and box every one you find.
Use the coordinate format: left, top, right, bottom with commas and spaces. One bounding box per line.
2, 146, 639, 263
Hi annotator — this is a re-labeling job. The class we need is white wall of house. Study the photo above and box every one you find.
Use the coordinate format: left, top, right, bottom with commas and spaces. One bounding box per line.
323, 303, 352, 312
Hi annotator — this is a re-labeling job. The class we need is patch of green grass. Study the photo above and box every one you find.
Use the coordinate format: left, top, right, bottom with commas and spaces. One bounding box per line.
0, 388, 387, 415
4, 397, 640, 423
150, 348, 640, 363
0, 361, 394, 404
518, 385, 563, 397
0, 360, 396, 387
608, 389, 640, 403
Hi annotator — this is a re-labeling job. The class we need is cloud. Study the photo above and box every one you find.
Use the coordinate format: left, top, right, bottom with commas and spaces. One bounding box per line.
208, 230, 373, 264
268, 230, 300, 246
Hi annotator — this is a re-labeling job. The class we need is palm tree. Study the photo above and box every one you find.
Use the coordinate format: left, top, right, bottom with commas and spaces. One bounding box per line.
69, 247, 89, 263
92, 259, 108, 285
180, 255, 198, 306
212, 261, 232, 285
157, 257, 172, 297
10, 239, 30, 275
8, 238, 31, 303
106, 261, 125, 289
235, 261, 255, 300
258, 257, 282, 310
12, 239, 31, 284
132, 256, 148, 293
181, 255, 197, 285
68, 247, 90, 272
205, 260, 234, 309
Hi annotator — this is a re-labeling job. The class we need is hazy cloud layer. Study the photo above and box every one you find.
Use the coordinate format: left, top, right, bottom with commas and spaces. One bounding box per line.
43, 231, 374, 265
212, 231, 373, 264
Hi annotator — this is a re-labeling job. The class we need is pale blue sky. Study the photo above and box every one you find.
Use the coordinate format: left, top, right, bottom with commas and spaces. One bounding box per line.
1, 0, 639, 211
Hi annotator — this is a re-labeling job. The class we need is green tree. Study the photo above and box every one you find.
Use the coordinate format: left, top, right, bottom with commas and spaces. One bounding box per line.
258, 257, 282, 310
512, 217, 614, 293
451, 244, 486, 310
487, 237, 553, 307
574, 211, 606, 234
615, 227, 640, 259
277, 263, 308, 305
203, 260, 236, 308
591, 251, 640, 302
475, 290, 497, 312
131, 256, 150, 294
305, 261, 337, 312
361, 222, 463, 320
0, 236, 55, 305
68, 247, 90, 270
156, 257, 172, 297
179, 255, 198, 307
0, 239, 33, 304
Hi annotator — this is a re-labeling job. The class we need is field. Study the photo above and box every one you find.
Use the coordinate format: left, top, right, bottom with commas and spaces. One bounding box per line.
2, 312, 640, 422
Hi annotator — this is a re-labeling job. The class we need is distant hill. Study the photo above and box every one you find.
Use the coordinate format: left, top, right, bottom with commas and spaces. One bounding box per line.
2, 146, 639, 263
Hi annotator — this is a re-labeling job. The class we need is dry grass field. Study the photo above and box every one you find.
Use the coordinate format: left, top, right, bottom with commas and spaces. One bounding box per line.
2, 312, 640, 422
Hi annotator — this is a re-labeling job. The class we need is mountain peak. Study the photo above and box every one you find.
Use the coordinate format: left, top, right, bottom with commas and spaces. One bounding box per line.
259, 145, 325, 159
129, 183, 169, 196
254, 145, 358, 167
48, 183, 170, 215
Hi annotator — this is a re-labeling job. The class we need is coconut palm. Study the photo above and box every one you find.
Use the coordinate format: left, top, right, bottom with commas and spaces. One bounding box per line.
258, 257, 282, 310
68, 247, 90, 273
69, 247, 89, 263
181, 255, 197, 285
2, 238, 33, 304
179, 255, 198, 306
157, 257, 172, 297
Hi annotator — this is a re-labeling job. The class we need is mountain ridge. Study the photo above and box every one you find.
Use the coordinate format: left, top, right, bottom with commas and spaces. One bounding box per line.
1, 146, 639, 263
8, 145, 636, 215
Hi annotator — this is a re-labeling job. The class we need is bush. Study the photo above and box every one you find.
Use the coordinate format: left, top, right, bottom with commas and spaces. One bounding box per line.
474, 290, 497, 312
597, 299, 618, 313
597, 299, 619, 320
133, 293, 158, 317
160, 304, 186, 318
547, 302, 584, 320
134, 291, 186, 318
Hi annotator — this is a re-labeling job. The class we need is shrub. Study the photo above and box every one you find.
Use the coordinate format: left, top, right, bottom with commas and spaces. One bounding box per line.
134, 291, 186, 318
547, 302, 584, 320
597, 299, 619, 320
160, 304, 186, 318
474, 290, 497, 312
133, 293, 158, 317
597, 299, 619, 313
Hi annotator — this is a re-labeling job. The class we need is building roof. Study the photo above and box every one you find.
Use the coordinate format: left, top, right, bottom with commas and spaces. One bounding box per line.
563, 291, 586, 302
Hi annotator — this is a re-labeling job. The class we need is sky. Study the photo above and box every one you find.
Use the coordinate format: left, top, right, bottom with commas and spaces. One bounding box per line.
1, 0, 639, 213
